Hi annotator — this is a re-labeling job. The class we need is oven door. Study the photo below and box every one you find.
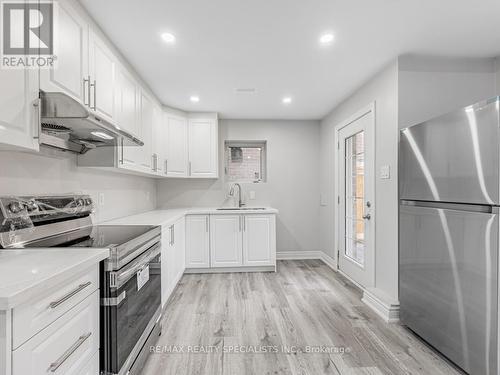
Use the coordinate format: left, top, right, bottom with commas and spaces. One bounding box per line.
101, 242, 161, 375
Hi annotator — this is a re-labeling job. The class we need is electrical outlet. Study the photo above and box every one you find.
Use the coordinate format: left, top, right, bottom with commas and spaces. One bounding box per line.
249, 191, 256, 200
98, 192, 105, 206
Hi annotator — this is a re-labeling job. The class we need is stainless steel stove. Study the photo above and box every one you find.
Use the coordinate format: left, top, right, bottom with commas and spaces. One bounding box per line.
0, 194, 162, 375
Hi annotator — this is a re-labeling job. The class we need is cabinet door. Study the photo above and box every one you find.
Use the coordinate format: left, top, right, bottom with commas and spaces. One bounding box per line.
210, 215, 243, 267
0, 69, 39, 151
138, 92, 153, 171
165, 114, 188, 177
40, 0, 88, 105
88, 30, 116, 122
174, 218, 186, 276
153, 104, 166, 175
185, 215, 210, 268
188, 119, 218, 178
243, 215, 276, 266
115, 67, 139, 137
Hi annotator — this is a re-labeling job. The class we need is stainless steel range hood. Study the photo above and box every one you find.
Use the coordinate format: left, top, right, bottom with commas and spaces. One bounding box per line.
39, 91, 144, 154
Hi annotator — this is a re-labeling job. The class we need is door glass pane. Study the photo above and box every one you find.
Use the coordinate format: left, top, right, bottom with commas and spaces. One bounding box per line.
345, 131, 365, 265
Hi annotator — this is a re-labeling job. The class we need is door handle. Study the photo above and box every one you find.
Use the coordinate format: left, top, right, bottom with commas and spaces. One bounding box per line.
362, 214, 371, 220
165, 159, 168, 175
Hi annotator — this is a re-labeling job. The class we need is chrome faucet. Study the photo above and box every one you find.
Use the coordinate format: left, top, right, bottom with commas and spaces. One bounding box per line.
229, 183, 245, 208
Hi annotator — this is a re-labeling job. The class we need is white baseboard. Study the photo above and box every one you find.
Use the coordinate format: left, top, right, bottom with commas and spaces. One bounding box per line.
276, 250, 323, 260
362, 288, 400, 323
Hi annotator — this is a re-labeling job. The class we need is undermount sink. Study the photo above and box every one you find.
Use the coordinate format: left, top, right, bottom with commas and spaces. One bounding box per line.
216, 207, 266, 211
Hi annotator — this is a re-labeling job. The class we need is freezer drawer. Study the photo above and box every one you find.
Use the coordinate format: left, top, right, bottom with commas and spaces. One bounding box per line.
400, 202, 498, 375
399, 98, 499, 205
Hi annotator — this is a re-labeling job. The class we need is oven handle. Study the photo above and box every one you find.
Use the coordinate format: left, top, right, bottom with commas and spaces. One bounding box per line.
109, 242, 161, 289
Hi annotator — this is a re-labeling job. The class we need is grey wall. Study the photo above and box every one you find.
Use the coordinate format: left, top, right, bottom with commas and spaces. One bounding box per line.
399, 55, 497, 128
320, 61, 399, 302
0, 149, 156, 223
157, 119, 321, 253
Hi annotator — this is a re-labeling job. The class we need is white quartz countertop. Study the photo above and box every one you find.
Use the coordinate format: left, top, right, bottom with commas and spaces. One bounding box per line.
0, 248, 109, 309
106, 207, 278, 227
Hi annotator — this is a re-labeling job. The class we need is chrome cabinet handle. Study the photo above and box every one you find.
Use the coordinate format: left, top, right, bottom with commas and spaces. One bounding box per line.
151, 154, 156, 171
188, 161, 192, 176
49, 281, 92, 309
164, 159, 168, 175
90, 79, 96, 110
243, 216, 246, 231
48, 332, 92, 373
33, 98, 41, 140
84, 75, 91, 107
362, 214, 371, 220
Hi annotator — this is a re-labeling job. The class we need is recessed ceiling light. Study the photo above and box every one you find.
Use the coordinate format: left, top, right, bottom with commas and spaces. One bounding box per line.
319, 33, 334, 45
161, 32, 176, 44
282, 97, 292, 104
190, 96, 200, 103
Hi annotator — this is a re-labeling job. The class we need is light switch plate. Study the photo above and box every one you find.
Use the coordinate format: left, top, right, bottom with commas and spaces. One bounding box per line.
380, 165, 391, 179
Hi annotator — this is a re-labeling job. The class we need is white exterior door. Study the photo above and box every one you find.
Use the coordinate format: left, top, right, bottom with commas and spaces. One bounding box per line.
165, 114, 188, 177
185, 215, 210, 268
337, 106, 375, 288
188, 119, 218, 178
210, 215, 243, 267
40, 0, 88, 105
242, 215, 276, 266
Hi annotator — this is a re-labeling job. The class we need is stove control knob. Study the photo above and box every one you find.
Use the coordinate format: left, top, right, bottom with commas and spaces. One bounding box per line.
85, 198, 92, 206
76, 198, 85, 207
8, 201, 25, 214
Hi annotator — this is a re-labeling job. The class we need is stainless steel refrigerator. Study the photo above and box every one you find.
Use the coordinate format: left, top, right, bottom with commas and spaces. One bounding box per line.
399, 97, 500, 375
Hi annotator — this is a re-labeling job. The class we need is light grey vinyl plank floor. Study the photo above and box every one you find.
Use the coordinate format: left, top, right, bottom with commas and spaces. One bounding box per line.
142, 260, 462, 375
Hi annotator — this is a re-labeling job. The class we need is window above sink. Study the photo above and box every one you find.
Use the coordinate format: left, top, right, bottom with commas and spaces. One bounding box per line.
224, 140, 267, 183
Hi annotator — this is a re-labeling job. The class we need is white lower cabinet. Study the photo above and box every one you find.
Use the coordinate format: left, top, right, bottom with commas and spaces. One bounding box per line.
12, 292, 99, 375
243, 215, 276, 266
210, 215, 243, 267
185, 215, 210, 268
185, 214, 276, 271
161, 218, 186, 308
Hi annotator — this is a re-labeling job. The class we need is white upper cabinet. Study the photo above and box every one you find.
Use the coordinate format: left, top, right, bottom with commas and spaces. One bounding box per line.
115, 66, 139, 137
242, 215, 276, 266
88, 31, 116, 122
165, 113, 188, 177
188, 118, 218, 178
40, 0, 88, 105
0, 69, 39, 152
210, 215, 243, 268
138, 91, 153, 171
153, 104, 166, 176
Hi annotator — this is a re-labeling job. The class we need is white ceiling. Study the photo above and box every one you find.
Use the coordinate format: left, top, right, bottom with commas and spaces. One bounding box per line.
79, 0, 500, 119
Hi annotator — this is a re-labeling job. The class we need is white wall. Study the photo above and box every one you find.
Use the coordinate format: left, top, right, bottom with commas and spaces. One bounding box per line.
0, 149, 156, 223
320, 61, 399, 302
157, 119, 321, 253
399, 55, 497, 128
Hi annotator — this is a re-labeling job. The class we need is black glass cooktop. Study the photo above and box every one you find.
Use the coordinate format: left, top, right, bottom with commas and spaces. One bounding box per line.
22, 225, 158, 249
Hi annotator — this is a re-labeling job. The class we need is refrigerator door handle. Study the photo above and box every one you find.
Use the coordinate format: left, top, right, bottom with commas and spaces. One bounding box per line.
401, 200, 496, 214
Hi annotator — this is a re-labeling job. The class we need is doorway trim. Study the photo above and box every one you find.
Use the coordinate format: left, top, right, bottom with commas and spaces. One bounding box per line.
334, 102, 376, 288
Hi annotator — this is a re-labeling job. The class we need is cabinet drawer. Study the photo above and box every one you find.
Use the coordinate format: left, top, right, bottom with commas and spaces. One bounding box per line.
76, 351, 99, 375
12, 291, 99, 375
13, 267, 98, 349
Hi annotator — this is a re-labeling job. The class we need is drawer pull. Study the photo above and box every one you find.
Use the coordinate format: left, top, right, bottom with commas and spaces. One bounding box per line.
48, 332, 92, 373
49, 282, 92, 309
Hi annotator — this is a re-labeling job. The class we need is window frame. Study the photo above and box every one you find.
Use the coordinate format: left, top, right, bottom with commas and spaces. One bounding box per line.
224, 140, 267, 183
